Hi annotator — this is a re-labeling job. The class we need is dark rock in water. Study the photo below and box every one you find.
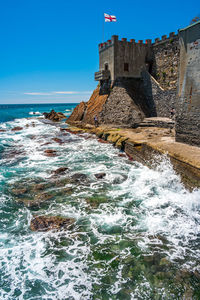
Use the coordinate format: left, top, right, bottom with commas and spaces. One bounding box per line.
11, 126, 23, 131
118, 153, 127, 158
30, 215, 75, 231
70, 173, 88, 183
85, 195, 108, 208
52, 137, 63, 144
51, 167, 69, 175
17, 192, 54, 207
33, 183, 46, 191
63, 187, 73, 194
95, 173, 106, 179
35, 192, 53, 202
43, 110, 66, 122
2, 149, 25, 159
98, 138, 109, 144
0, 129, 6, 132
44, 149, 57, 157
12, 188, 27, 196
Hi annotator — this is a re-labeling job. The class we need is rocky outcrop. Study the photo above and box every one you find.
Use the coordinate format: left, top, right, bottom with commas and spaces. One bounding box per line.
43, 110, 66, 122
44, 149, 57, 157
67, 87, 108, 125
30, 215, 75, 231
11, 126, 23, 131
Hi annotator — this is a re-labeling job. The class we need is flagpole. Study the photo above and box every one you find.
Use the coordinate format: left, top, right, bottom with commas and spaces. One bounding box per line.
102, 13, 104, 43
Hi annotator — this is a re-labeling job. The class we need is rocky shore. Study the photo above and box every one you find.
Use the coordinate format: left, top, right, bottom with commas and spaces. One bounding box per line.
65, 121, 200, 190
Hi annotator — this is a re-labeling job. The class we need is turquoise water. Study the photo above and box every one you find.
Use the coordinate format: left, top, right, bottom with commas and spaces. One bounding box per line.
0, 104, 200, 299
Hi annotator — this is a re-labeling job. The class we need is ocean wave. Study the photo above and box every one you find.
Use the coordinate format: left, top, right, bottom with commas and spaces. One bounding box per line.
29, 111, 41, 115
0, 119, 200, 299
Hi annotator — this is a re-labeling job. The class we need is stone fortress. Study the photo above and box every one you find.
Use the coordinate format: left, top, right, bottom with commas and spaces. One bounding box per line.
68, 21, 200, 147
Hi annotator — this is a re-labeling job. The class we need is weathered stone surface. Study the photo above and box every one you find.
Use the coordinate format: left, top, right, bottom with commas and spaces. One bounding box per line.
30, 215, 75, 231
68, 87, 108, 125
43, 110, 66, 122
176, 22, 200, 146
151, 34, 179, 90
68, 124, 200, 189
11, 126, 23, 131
67, 101, 87, 122
95, 173, 106, 179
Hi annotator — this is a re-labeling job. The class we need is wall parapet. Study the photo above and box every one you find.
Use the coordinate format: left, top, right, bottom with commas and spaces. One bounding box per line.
153, 32, 178, 45
99, 32, 178, 51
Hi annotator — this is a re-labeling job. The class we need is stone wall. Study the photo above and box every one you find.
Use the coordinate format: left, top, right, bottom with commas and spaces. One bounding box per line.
142, 71, 177, 118
176, 21, 200, 146
99, 78, 147, 127
151, 33, 179, 90
98, 35, 151, 82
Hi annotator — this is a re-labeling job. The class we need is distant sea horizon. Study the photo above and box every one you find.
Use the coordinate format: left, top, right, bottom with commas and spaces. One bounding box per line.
0, 102, 78, 123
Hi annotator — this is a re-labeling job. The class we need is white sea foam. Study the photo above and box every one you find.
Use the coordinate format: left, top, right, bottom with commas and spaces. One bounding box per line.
29, 111, 41, 115
0, 117, 200, 298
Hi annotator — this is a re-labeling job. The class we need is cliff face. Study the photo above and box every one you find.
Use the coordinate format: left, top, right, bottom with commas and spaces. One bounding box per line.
67, 87, 108, 125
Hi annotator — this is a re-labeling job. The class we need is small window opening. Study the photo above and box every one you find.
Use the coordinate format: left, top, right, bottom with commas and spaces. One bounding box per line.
165, 51, 168, 55
105, 63, 108, 71
124, 63, 129, 72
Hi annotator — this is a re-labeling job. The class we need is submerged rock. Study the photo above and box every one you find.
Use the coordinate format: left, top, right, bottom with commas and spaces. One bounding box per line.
95, 173, 106, 179
30, 215, 75, 231
17, 192, 54, 207
11, 126, 23, 131
12, 188, 27, 196
52, 137, 63, 144
44, 149, 57, 157
43, 110, 66, 122
118, 153, 127, 158
51, 167, 69, 175
70, 173, 88, 184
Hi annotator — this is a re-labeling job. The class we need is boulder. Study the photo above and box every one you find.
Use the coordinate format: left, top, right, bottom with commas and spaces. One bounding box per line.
52, 137, 63, 144
95, 173, 106, 179
70, 173, 88, 183
44, 149, 57, 157
51, 167, 69, 175
43, 110, 66, 122
30, 215, 75, 231
0, 129, 6, 132
11, 126, 23, 131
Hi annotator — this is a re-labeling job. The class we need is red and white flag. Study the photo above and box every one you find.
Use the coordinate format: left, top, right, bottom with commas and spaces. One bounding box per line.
104, 13, 117, 22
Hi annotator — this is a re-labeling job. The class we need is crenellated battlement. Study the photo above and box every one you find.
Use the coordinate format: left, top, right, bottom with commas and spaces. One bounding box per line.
99, 31, 178, 51
96, 31, 179, 84
98, 35, 152, 52
153, 32, 178, 45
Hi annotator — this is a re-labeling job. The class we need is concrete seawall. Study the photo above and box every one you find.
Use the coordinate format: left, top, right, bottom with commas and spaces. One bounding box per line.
65, 122, 200, 190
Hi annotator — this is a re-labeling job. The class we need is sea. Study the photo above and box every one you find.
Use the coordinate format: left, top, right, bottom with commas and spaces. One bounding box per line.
0, 103, 200, 299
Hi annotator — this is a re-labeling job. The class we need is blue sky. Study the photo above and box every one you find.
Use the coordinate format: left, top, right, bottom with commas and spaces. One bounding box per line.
0, 0, 199, 104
